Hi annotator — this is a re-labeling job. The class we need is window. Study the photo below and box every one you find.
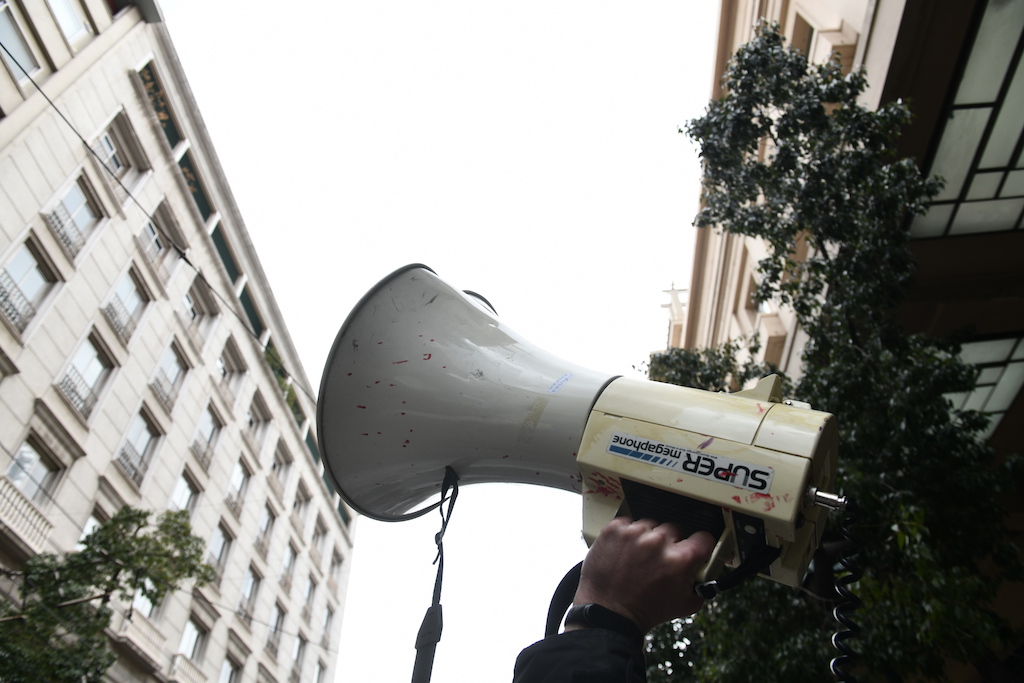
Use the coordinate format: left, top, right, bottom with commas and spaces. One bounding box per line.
225, 458, 250, 518
180, 278, 217, 345
131, 578, 158, 620
104, 269, 147, 343
169, 471, 198, 514
1, 242, 57, 333
314, 660, 327, 683
139, 220, 166, 261
948, 337, 1024, 438
215, 337, 246, 403
46, 178, 102, 259
58, 335, 113, 418
6, 440, 59, 502
207, 523, 233, 585
328, 551, 343, 591
0, 1, 39, 81
310, 517, 327, 567
136, 203, 185, 276
178, 617, 207, 663
217, 658, 240, 683
77, 513, 101, 549
117, 411, 159, 486
92, 114, 149, 203
190, 405, 221, 469
151, 342, 187, 409
291, 634, 307, 671
48, 0, 89, 45
269, 442, 291, 499
266, 603, 285, 656
301, 574, 316, 623
321, 606, 334, 648
255, 503, 275, 558
280, 542, 297, 593
291, 482, 311, 532
238, 564, 261, 624
244, 392, 272, 448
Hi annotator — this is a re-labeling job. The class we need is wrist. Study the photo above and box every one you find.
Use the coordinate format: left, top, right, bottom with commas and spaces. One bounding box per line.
563, 603, 645, 648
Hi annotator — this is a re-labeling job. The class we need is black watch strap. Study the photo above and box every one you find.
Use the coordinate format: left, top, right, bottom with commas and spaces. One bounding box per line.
564, 604, 644, 648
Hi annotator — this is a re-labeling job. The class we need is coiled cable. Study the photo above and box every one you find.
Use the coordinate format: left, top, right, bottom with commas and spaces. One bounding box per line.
830, 500, 862, 682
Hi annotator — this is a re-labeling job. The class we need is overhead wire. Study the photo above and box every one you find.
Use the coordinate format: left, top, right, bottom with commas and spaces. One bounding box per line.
0, 38, 319, 407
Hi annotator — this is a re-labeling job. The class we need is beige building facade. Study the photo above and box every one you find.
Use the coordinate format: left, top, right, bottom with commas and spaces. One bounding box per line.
673, 0, 1024, 676
0, 2, 353, 682
677, 0, 1023, 451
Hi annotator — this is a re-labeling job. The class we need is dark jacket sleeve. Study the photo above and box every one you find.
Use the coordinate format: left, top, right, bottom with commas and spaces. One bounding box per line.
512, 629, 646, 683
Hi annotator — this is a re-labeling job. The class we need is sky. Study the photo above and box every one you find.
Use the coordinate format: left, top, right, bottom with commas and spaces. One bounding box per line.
156, 2, 721, 681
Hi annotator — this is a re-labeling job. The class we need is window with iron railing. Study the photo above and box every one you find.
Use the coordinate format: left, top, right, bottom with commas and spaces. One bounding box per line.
6, 440, 59, 503
150, 344, 186, 410
190, 405, 220, 470
237, 565, 261, 626
225, 458, 250, 519
116, 412, 158, 486
104, 271, 147, 343
58, 336, 112, 419
206, 523, 232, 588
1, 243, 56, 333
266, 603, 285, 658
46, 180, 100, 259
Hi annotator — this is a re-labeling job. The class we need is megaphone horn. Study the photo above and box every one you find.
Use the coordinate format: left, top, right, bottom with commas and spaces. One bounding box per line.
317, 264, 617, 522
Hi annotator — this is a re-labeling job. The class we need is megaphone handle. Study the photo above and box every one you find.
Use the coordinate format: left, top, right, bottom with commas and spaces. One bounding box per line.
694, 544, 781, 599
410, 468, 460, 683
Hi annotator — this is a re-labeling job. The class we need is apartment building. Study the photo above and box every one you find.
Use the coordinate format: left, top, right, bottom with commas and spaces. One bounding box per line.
672, 0, 1023, 675
676, 0, 1023, 474
0, 2, 353, 682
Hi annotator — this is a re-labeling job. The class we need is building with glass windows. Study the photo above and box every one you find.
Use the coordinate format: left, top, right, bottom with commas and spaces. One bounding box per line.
0, 2, 353, 682
672, 0, 1023, 676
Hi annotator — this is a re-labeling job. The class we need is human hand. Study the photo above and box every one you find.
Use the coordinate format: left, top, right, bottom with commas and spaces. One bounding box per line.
570, 517, 716, 635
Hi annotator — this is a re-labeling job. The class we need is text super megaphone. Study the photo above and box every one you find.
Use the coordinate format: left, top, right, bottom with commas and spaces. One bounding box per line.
318, 265, 841, 588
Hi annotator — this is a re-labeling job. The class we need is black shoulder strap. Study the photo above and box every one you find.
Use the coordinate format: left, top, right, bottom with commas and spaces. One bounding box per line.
544, 561, 584, 638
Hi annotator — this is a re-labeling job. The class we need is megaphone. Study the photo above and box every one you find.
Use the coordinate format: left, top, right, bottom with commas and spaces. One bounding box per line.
318, 265, 841, 588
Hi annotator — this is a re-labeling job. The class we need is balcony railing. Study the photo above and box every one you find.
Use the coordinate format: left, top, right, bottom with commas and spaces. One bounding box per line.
169, 653, 207, 683
0, 476, 53, 554
104, 296, 140, 343
116, 442, 148, 486
265, 632, 280, 659
111, 608, 165, 669
46, 206, 87, 258
190, 436, 213, 470
150, 370, 179, 411
57, 366, 99, 418
255, 531, 270, 560
0, 270, 36, 333
236, 601, 254, 626
135, 232, 171, 284
206, 554, 225, 589
225, 491, 242, 520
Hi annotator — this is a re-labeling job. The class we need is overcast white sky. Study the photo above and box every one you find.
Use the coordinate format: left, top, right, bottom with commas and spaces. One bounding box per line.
157, 2, 721, 681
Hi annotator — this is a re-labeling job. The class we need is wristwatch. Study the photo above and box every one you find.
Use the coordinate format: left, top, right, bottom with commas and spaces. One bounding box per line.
563, 603, 644, 648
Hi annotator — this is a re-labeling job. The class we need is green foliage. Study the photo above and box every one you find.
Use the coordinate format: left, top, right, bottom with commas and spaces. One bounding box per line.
647, 23, 1024, 682
0, 507, 213, 683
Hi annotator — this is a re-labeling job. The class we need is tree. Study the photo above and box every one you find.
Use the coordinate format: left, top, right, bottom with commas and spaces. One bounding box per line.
645, 23, 1024, 682
0, 507, 214, 683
